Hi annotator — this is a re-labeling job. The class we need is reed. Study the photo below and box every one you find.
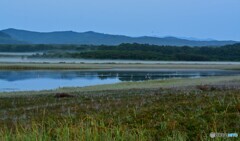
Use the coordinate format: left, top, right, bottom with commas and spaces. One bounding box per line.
0, 77, 239, 140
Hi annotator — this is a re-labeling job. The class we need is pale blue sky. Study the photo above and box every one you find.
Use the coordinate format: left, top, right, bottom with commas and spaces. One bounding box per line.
1, 0, 240, 40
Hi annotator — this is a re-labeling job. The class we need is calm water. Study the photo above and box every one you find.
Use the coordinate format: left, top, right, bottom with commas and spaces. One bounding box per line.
0, 70, 240, 92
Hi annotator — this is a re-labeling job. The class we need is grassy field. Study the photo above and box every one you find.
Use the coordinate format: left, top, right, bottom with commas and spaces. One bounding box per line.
1, 62, 240, 70
0, 76, 240, 140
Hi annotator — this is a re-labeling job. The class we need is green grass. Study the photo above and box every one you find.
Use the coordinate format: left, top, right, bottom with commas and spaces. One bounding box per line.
1, 117, 149, 141
0, 76, 240, 140
0, 62, 240, 70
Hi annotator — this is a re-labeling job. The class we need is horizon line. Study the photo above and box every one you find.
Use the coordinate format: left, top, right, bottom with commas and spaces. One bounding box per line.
1, 28, 239, 42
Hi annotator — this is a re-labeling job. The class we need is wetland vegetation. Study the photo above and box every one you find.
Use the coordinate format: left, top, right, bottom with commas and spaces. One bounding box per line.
1, 62, 240, 70
0, 76, 240, 140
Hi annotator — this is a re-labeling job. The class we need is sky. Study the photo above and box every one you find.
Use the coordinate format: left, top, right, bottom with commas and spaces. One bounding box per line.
1, 0, 240, 41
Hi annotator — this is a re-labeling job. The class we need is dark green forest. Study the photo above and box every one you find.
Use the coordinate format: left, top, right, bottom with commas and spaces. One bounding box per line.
0, 44, 94, 52
55, 43, 240, 61
1, 43, 240, 61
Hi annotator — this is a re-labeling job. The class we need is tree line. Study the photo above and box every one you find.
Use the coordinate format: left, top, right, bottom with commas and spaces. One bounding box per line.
1, 43, 240, 61
0, 44, 94, 52
70, 43, 240, 61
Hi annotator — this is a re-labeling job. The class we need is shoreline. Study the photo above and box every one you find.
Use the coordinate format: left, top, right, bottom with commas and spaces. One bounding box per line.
1, 75, 240, 97
1, 62, 240, 70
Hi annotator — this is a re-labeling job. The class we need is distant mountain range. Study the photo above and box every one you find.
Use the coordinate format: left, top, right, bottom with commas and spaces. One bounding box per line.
0, 31, 26, 44
0, 28, 238, 46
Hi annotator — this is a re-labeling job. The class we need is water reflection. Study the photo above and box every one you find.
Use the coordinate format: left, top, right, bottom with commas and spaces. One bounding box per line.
0, 70, 239, 92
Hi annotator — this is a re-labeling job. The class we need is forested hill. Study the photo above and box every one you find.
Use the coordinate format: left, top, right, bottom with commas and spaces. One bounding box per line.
9, 43, 238, 61
64, 43, 240, 61
0, 31, 25, 44
1, 28, 238, 46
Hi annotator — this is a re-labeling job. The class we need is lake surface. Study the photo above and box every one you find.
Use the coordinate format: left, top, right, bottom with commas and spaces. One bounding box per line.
0, 70, 240, 92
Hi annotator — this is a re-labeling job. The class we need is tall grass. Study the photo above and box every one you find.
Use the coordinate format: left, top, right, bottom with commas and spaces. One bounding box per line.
0, 80, 240, 140
0, 117, 150, 141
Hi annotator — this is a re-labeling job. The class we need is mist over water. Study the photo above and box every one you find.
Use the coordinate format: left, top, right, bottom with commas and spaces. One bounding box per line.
1, 56, 240, 65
